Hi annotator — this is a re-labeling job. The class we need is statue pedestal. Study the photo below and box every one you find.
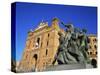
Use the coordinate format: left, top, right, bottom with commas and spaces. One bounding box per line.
44, 63, 92, 71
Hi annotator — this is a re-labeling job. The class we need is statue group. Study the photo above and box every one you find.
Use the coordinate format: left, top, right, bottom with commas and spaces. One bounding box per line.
54, 22, 90, 65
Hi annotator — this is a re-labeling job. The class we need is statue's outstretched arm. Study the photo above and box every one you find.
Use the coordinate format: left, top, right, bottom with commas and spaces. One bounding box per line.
61, 22, 68, 27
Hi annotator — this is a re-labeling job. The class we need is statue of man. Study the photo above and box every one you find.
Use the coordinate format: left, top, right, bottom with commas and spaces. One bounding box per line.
55, 22, 78, 64
53, 22, 89, 65
67, 28, 81, 62
78, 29, 89, 63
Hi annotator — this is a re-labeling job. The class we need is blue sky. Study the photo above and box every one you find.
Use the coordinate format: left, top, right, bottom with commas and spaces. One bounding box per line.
15, 2, 97, 61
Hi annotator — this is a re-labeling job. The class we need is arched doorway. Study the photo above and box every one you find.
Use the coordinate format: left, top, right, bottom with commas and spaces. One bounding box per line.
91, 59, 97, 68
34, 54, 38, 61
32, 54, 38, 71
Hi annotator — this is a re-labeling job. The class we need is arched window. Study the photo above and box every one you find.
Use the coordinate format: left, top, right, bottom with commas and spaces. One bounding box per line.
96, 51, 97, 55
33, 54, 38, 61
47, 41, 49, 46
35, 37, 40, 48
48, 33, 50, 37
94, 45, 97, 49
94, 38, 97, 42
37, 38, 40, 44
90, 52, 92, 55
46, 49, 48, 56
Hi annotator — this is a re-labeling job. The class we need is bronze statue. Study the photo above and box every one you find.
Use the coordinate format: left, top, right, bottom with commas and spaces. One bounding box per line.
53, 22, 90, 65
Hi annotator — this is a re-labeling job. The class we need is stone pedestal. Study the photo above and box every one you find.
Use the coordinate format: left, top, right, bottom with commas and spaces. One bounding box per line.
44, 63, 89, 71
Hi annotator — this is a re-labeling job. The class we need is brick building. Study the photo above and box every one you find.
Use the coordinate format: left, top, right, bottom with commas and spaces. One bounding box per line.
18, 18, 60, 72
87, 35, 97, 67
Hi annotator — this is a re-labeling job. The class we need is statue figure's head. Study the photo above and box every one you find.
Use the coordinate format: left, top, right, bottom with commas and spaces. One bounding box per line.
66, 24, 73, 28
66, 24, 74, 33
